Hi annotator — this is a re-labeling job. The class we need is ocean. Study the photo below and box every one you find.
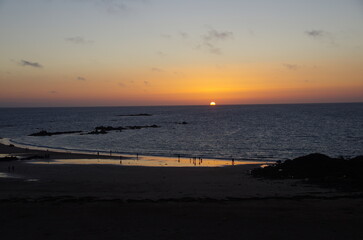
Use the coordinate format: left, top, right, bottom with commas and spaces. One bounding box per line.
0, 103, 362, 161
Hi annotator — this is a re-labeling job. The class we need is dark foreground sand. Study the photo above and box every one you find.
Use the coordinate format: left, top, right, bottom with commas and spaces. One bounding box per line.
2, 199, 363, 240
1, 143, 363, 239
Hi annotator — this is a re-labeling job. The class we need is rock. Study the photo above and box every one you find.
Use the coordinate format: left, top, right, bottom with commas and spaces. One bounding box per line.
251, 153, 363, 190
116, 114, 152, 117
29, 130, 82, 136
87, 125, 160, 135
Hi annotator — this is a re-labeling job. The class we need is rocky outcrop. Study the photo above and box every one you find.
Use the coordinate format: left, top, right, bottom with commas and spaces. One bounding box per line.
29, 130, 82, 136
252, 153, 363, 190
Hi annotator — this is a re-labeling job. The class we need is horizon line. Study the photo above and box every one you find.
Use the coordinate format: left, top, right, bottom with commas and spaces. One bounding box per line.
0, 101, 362, 109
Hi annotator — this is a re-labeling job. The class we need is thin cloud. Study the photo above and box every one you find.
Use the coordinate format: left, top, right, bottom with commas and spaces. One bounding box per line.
69, 0, 148, 15
195, 42, 222, 55
305, 30, 336, 45
203, 42, 221, 55
65, 36, 93, 45
160, 34, 172, 39
19, 60, 43, 68
179, 32, 189, 39
93, 0, 127, 14
305, 30, 326, 38
96, 0, 148, 14
173, 71, 185, 78
77, 76, 86, 81
151, 67, 163, 72
200, 28, 233, 55
283, 64, 299, 71
203, 29, 233, 42
49, 90, 57, 94
156, 51, 166, 57
144, 80, 149, 85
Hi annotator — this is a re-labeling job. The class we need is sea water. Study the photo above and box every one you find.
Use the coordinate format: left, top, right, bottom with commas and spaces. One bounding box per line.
0, 103, 362, 161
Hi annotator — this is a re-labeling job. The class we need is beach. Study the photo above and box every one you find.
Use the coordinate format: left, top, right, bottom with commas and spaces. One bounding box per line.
1, 143, 363, 239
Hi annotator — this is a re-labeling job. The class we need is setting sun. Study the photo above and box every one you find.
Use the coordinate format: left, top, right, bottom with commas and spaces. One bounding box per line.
210, 102, 216, 106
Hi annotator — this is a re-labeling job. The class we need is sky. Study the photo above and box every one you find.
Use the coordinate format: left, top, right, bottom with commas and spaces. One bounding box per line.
0, 0, 363, 107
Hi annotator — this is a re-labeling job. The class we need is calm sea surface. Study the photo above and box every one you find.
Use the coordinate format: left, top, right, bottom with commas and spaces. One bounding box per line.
0, 103, 362, 161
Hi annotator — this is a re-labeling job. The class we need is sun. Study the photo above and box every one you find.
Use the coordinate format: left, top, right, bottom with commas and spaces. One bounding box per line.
210, 101, 216, 106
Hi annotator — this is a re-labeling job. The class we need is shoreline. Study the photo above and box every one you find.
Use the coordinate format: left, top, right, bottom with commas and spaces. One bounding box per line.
1, 137, 271, 163
0, 141, 130, 160
0, 141, 269, 167
0, 138, 139, 160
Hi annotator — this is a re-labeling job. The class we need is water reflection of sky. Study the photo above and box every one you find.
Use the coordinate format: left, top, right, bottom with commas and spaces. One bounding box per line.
29, 156, 266, 167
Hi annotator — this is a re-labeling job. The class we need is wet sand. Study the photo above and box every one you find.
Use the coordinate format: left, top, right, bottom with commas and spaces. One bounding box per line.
1, 143, 363, 239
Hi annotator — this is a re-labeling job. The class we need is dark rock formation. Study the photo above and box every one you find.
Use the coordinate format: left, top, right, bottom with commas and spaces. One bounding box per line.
116, 114, 152, 117
29, 124, 160, 136
87, 129, 108, 135
252, 153, 363, 190
88, 125, 159, 134
29, 130, 82, 136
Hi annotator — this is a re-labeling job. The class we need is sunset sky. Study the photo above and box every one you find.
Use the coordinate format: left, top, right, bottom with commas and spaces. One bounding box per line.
1, 0, 363, 107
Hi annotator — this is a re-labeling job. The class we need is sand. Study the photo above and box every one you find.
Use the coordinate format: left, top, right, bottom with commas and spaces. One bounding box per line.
1, 143, 363, 239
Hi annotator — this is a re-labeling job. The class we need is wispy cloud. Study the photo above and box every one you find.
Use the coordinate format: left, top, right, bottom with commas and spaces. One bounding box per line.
65, 36, 93, 45
118, 82, 126, 87
203, 29, 233, 42
160, 34, 172, 39
49, 90, 57, 94
156, 51, 166, 57
151, 67, 163, 72
179, 32, 189, 39
94, 0, 148, 14
77, 76, 86, 81
201, 42, 221, 55
102, 0, 127, 13
283, 64, 299, 71
305, 30, 326, 38
305, 30, 336, 45
173, 71, 185, 78
200, 28, 234, 55
19, 60, 43, 68
118, 79, 135, 87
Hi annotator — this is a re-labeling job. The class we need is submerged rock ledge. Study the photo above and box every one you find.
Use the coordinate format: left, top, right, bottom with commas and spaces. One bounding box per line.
29, 130, 82, 136
116, 113, 152, 117
87, 125, 160, 134
28, 125, 160, 136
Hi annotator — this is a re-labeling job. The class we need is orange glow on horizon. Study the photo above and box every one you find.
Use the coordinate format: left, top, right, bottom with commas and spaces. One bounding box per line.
1, 62, 363, 107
